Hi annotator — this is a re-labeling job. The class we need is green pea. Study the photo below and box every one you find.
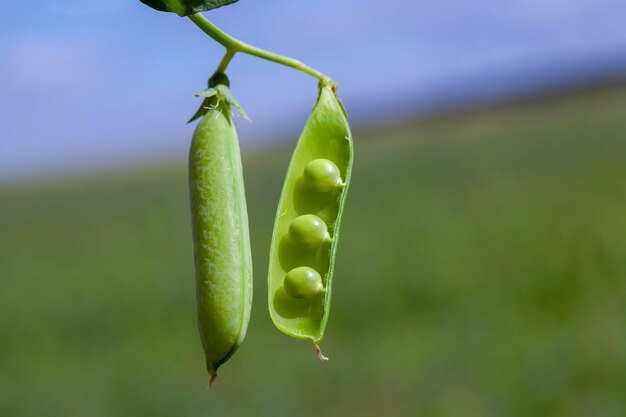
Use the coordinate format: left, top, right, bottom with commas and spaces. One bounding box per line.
303, 159, 343, 192
289, 214, 331, 246
268, 82, 353, 357
188, 74, 252, 385
283, 267, 325, 299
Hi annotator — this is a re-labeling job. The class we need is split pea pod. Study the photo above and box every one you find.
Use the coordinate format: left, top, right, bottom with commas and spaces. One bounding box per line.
188, 73, 252, 384
268, 83, 353, 358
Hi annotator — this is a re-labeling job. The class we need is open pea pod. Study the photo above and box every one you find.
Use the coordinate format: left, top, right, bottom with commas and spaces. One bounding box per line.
268, 83, 353, 357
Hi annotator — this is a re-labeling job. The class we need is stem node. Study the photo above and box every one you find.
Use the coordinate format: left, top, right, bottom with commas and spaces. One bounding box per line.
188, 13, 333, 84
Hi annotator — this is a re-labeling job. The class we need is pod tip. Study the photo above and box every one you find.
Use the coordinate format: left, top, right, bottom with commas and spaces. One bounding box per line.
315, 344, 329, 362
208, 373, 218, 390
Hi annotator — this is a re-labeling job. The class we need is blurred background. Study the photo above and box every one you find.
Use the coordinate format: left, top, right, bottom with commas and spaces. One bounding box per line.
2, 1, 626, 416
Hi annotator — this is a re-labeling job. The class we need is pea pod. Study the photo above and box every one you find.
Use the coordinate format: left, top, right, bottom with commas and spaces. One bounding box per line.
268, 83, 353, 358
188, 73, 252, 384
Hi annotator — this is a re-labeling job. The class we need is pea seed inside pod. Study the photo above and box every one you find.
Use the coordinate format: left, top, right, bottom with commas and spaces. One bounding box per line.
289, 214, 331, 246
303, 159, 342, 192
284, 267, 325, 299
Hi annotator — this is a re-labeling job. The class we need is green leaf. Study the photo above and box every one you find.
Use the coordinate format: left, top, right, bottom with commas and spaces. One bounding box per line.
188, 79, 250, 124
188, 89, 219, 124
195, 88, 218, 99
140, 0, 239, 16
215, 85, 250, 121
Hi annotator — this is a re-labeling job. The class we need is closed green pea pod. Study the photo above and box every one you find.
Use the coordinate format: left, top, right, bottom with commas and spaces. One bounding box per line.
188, 73, 252, 384
268, 83, 353, 357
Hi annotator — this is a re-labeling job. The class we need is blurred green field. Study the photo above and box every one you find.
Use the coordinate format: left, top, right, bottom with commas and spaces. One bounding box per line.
2, 84, 626, 417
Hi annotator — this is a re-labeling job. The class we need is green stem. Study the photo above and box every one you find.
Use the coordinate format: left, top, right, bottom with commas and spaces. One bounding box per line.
188, 13, 334, 86
216, 49, 236, 73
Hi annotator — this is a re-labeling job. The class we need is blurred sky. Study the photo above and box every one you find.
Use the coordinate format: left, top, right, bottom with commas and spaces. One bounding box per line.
1, 0, 626, 183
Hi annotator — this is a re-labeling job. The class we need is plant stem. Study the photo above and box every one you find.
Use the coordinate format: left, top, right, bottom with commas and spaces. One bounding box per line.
188, 13, 334, 86
216, 49, 236, 73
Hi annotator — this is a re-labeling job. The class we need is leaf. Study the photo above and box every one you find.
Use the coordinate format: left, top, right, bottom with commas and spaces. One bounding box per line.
215, 85, 250, 121
195, 88, 218, 99
187, 89, 219, 124
140, 0, 239, 16
188, 80, 250, 124
187, 99, 211, 124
